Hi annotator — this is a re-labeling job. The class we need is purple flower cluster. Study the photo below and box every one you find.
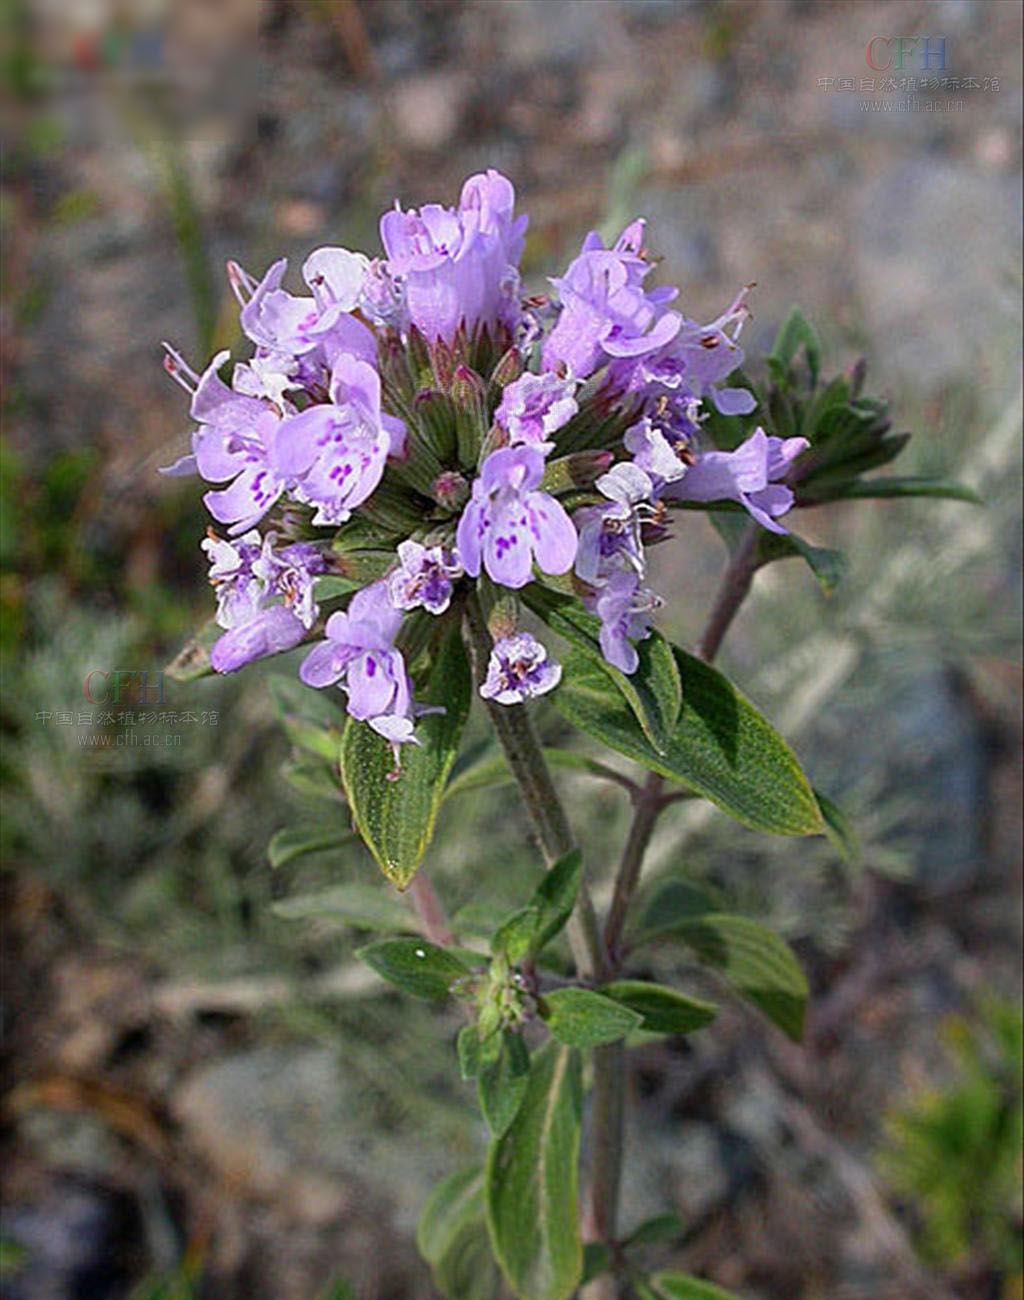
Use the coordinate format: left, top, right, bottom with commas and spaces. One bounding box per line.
165, 169, 808, 764
202, 530, 325, 674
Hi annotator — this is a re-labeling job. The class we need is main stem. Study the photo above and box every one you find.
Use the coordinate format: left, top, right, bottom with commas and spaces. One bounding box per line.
593, 520, 764, 1291
462, 593, 607, 983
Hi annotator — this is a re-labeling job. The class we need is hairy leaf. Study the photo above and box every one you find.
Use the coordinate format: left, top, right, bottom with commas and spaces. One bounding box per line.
543, 988, 643, 1048
601, 980, 717, 1035
478, 1030, 530, 1138
340, 626, 471, 888
651, 1271, 747, 1300
272, 882, 416, 932
554, 648, 822, 836
523, 585, 681, 755
266, 827, 357, 870
485, 1044, 583, 1300
671, 913, 808, 1041
356, 937, 476, 1000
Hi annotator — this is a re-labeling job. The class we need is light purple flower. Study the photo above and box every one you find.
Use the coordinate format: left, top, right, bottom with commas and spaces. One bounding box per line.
584, 570, 660, 675
299, 581, 438, 773
495, 371, 578, 449
574, 462, 652, 587
609, 284, 757, 419
202, 530, 326, 673
662, 428, 809, 533
273, 353, 406, 526
480, 633, 562, 705
542, 220, 681, 380
623, 417, 688, 485
456, 446, 578, 589
380, 169, 526, 342
210, 605, 308, 674
300, 581, 409, 717
161, 346, 289, 534
387, 541, 463, 615
227, 257, 377, 401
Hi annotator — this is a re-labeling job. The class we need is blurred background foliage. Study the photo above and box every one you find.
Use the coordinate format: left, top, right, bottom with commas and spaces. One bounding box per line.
1, 1, 1021, 1298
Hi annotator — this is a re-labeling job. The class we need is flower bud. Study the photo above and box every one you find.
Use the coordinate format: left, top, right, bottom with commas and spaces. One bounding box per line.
431, 470, 470, 511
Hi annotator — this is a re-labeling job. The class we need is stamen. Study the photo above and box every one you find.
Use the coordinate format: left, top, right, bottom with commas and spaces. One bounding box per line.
226, 260, 257, 307
162, 343, 199, 393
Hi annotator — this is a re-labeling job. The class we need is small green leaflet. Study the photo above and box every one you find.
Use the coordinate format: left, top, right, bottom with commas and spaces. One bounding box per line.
416, 1166, 498, 1300
485, 1044, 583, 1300
769, 305, 821, 389
340, 626, 471, 888
711, 513, 846, 596
601, 980, 717, 1035
356, 937, 477, 1000
671, 913, 807, 1041
271, 882, 418, 932
269, 673, 346, 760
523, 585, 681, 755
814, 788, 860, 866
477, 1030, 530, 1137
623, 1213, 684, 1248
554, 646, 823, 837
266, 826, 357, 869
542, 988, 643, 1049
491, 849, 582, 962
629, 879, 718, 946
650, 1271, 747, 1300
827, 475, 981, 504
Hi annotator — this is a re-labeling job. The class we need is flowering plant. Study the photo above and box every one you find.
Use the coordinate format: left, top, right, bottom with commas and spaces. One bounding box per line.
163, 170, 975, 1300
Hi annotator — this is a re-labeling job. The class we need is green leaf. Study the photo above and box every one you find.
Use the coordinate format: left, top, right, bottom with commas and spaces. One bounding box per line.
601, 980, 717, 1036
490, 849, 582, 962
356, 937, 476, 1000
313, 574, 362, 601
770, 306, 821, 389
417, 1167, 499, 1300
756, 531, 847, 596
417, 1165, 484, 1265
814, 788, 860, 866
478, 1030, 531, 1137
651, 1271, 747, 1300
710, 515, 846, 596
523, 586, 681, 755
543, 988, 643, 1049
630, 880, 717, 946
266, 827, 357, 870
433, 1223, 499, 1300
280, 757, 343, 802
457, 1024, 481, 1080
271, 883, 417, 932
623, 1213, 684, 1248
165, 619, 221, 682
269, 672, 343, 729
529, 849, 583, 954
554, 647, 823, 837
823, 475, 981, 504
581, 1242, 611, 1284
339, 626, 472, 888
671, 913, 808, 1041
491, 908, 541, 963
485, 1043, 583, 1300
